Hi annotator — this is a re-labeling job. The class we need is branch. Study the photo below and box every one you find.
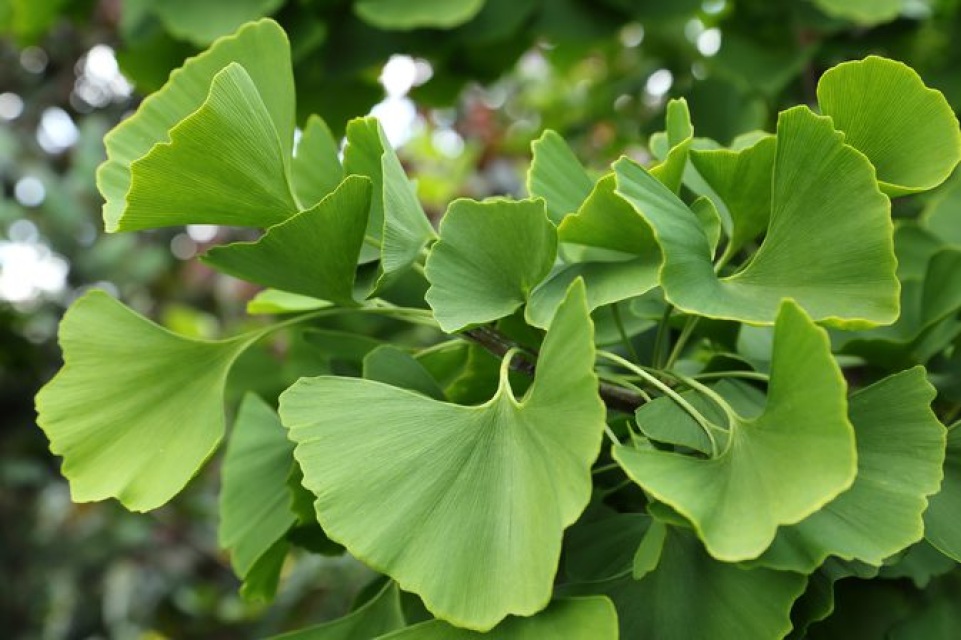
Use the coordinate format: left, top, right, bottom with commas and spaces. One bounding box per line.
461, 326, 645, 413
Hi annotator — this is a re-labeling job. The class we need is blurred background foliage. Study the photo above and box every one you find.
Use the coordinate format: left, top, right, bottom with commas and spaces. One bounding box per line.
3, 0, 961, 637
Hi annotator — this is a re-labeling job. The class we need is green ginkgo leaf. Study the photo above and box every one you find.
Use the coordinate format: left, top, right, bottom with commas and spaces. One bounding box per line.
817, 56, 961, 197
219, 394, 297, 601
272, 582, 406, 640
614, 300, 856, 561
124, 62, 298, 230
688, 134, 775, 258
247, 289, 332, 315
528, 130, 595, 225
924, 424, 961, 562
354, 0, 486, 30
565, 527, 806, 640
921, 168, 961, 245
812, 0, 900, 24
98, 19, 295, 232
376, 597, 617, 640
150, 0, 285, 46
425, 198, 556, 333
280, 281, 605, 630
559, 173, 658, 257
615, 106, 898, 327
525, 259, 658, 329
35, 290, 264, 511
649, 98, 694, 193
293, 114, 344, 209
752, 367, 945, 573
342, 117, 436, 276
202, 176, 372, 306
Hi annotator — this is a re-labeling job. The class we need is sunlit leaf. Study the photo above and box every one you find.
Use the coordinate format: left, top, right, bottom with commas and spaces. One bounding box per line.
98, 19, 295, 231
615, 300, 856, 561
272, 582, 406, 639
35, 290, 263, 511
528, 130, 594, 224
219, 394, 297, 601
376, 597, 617, 639
281, 281, 605, 630
121, 63, 298, 230
247, 289, 332, 315
202, 176, 372, 306
354, 0, 487, 30
818, 56, 961, 196
924, 424, 961, 561
753, 367, 945, 572
425, 198, 556, 332
614, 106, 898, 327
293, 114, 344, 208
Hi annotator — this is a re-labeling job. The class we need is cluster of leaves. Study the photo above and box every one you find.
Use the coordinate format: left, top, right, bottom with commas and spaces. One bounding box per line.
34, 19, 961, 638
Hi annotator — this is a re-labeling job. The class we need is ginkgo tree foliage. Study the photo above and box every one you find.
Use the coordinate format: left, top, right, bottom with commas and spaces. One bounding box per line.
34, 18, 961, 639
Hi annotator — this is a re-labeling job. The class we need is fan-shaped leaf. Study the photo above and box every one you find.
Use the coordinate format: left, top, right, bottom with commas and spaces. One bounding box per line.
354, 0, 486, 30
689, 134, 775, 257
818, 56, 961, 196
376, 597, 617, 640
202, 176, 372, 306
219, 394, 297, 601
425, 198, 556, 333
527, 130, 594, 225
615, 106, 898, 327
35, 290, 263, 511
98, 19, 294, 231
280, 281, 605, 630
753, 367, 945, 572
649, 98, 694, 193
614, 300, 856, 561
150, 0, 285, 46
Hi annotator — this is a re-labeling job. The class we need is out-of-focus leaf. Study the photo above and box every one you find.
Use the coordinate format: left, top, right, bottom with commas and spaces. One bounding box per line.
354, 0, 486, 30
150, 0, 285, 46
272, 582, 406, 639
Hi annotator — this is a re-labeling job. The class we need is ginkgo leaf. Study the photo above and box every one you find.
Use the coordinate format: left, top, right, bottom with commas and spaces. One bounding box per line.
98, 19, 295, 232
615, 106, 898, 327
150, 0, 285, 46
812, 0, 900, 24
752, 367, 945, 573
525, 259, 658, 329
292, 114, 344, 209
272, 582, 406, 640
219, 394, 297, 601
924, 424, 961, 562
425, 198, 556, 333
247, 289, 332, 315
363, 345, 446, 400
564, 526, 806, 640
559, 174, 658, 257
122, 62, 298, 230
649, 98, 694, 193
376, 597, 618, 639
342, 117, 436, 276
818, 56, 961, 197
688, 134, 775, 257
354, 0, 486, 30
614, 300, 857, 561
280, 281, 606, 630
528, 130, 594, 224
35, 290, 264, 511
202, 176, 372, 306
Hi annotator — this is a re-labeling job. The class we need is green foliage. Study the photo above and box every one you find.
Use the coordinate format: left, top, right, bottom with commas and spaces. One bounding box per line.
33, 18, 961, 639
